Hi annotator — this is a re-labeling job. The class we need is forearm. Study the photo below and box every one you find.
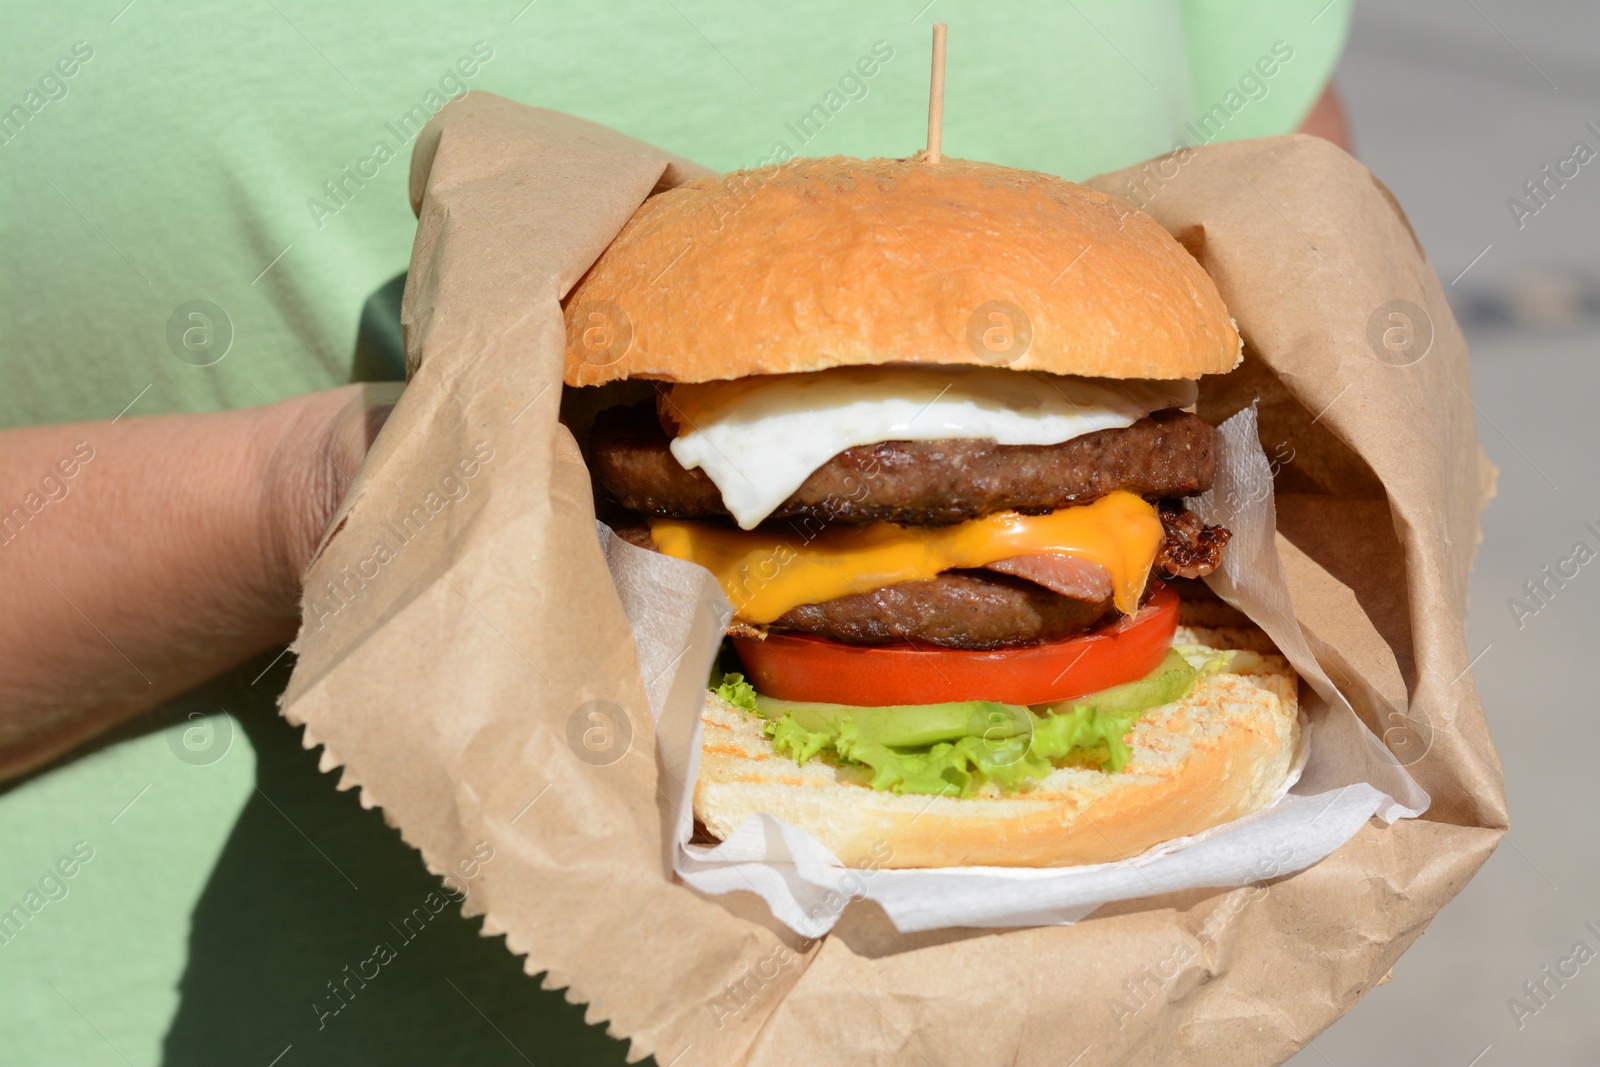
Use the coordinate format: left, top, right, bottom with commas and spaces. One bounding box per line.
0, 387, 387, 779
1297, 81, 1351, 152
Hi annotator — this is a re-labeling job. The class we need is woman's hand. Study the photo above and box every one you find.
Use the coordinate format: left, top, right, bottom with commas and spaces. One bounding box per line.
1297, 81, 1351, 152
0, 382, 403, 780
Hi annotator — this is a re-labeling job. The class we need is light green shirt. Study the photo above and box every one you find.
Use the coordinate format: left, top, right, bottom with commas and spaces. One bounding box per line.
0, 3, 1347, 1063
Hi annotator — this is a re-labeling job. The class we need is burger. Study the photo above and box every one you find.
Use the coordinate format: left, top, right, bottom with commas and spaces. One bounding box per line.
563, 156, 1300, 868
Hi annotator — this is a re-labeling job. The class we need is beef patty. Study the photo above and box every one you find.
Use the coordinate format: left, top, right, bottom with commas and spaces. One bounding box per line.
768, 571, 1116, 649
590, 404, 1216, 526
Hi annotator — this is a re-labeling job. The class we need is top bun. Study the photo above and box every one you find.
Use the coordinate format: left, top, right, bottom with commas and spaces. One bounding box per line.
563, 156, 1240, 386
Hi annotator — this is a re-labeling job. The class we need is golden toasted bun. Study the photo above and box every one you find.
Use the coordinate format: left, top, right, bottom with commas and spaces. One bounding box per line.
693, 632, 1299, 869
565, 156, 1240, 386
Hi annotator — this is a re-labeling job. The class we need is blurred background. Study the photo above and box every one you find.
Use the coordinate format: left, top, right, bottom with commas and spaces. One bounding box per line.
1286, 3, 1599, 1064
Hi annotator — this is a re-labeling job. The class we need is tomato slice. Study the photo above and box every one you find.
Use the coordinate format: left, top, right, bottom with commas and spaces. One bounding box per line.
733, 586, 1178, 707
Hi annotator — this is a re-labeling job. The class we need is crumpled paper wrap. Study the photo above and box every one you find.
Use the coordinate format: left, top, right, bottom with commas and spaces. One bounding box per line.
282, 93, 1505, 1066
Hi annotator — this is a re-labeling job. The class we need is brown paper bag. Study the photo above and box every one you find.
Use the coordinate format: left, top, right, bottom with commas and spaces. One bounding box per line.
282, 93, 1504, 1065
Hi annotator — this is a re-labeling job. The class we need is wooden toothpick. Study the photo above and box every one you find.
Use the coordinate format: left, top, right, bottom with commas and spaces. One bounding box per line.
926, 23, 947, 164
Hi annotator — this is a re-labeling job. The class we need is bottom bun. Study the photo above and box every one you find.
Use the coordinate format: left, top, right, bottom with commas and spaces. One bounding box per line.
693, 625, 1300, 869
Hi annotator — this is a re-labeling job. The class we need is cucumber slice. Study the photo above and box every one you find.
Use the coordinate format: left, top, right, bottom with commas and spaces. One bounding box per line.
752, 694, 1031, 749
1039, 649, 1197, 718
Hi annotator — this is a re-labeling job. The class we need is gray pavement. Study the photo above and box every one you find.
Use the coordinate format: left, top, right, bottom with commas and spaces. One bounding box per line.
1286, 4, 1600, 1065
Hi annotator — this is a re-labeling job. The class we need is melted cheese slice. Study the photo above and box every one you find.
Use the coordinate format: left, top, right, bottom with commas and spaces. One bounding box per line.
665, 366, 1198, 529
650, 490, 1165, 624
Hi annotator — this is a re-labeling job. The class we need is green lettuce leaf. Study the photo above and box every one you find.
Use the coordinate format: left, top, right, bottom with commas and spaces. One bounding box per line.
712, 648, 1239, 796
713, 672, 759, 713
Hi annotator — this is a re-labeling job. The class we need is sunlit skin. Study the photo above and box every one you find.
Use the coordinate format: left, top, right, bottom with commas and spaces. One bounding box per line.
1298, 83, 1351, 151
0, 383, 399, 780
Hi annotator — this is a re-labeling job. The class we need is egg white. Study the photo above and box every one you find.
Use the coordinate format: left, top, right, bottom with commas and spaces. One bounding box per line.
666, 366, 1197, 529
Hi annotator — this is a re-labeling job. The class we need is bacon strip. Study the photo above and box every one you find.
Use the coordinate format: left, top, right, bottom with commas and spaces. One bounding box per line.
1154, 502, 1231, 579
982, 555, 1113, 601
986, 505, 1230, 596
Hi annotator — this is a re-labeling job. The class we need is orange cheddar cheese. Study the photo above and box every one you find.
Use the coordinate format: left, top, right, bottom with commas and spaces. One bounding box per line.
649, 490, 1165, 624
